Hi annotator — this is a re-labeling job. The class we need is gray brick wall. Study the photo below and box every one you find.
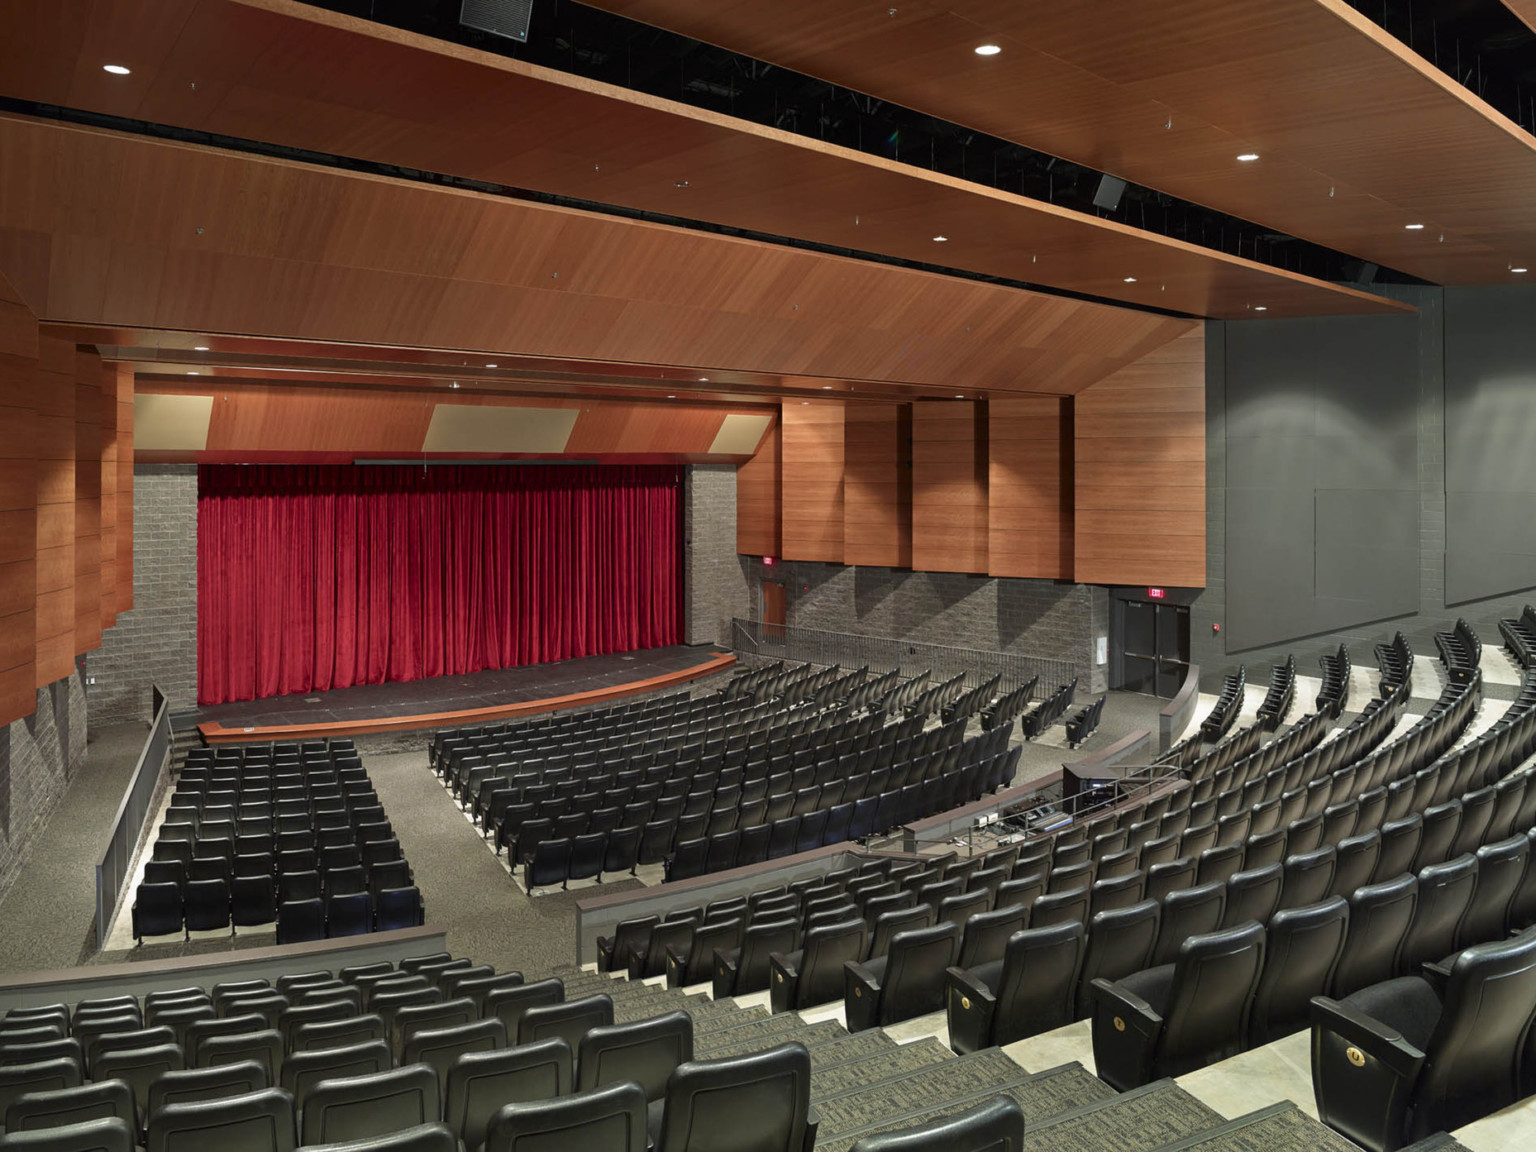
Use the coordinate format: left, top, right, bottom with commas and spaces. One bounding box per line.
87, 465, 198, 726
0, 670, 85, 902
684, 466, 750, 648
739, 556, 1107, 693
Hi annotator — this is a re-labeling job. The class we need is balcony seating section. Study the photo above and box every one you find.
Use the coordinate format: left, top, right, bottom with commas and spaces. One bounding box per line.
1316, 646, 1351, 720
903, 673, 968, 723
1255, 656, 1296, 731
132, 739, 422, 945
1020, 679, 1077, 741
876, 671, 931, 716
1374, 632, 1413, 698
939, 675, 1002, 727
1064, 698, 1104, 750
1198, 668, 1246, 743
1435, 618, 1481, 687
977, 678, 1037, 735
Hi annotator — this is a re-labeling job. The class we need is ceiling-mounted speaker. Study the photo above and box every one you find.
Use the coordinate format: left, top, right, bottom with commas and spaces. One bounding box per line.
1091, 175, 1126, 211
460, 0, 534, 43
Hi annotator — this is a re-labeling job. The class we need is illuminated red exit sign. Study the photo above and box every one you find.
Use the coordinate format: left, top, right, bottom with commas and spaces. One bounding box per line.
1147, 587, 1167, 600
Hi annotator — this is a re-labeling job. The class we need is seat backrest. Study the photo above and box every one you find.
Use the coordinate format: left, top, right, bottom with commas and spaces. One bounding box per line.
869, 906, 935, 962
91, 1045, 184, 1118
730, 920, 799, 995
3, 1079, 135, 1135
956, 904, 1029, 971
655, 1042, 811, 1152
1151, 881, 1226, 967
844, 1096, 1025, 1152
390, 999, 477, 1060
1411, 929, 1536, 1136
301, 1065, 441, 1146
1247, 896, 1349, 1046
577, 1012, 693, 1102
992, 921, 1086, 1046
1400, 854, 1480, 972
0, 1116, 136, 1151
145, 1086, 296, 1152
485, 981, 564, 1041
1221, 864, 1282, 931
444, 1038, 570, 1147
1028, 888, 1089, 930
1075, 900, 1161, 1020
877, 924, 959, 1025
401, 1019, 507, 1086
516, 996, 614, 1052
290, 1014, 385, 1055
148, 1060, 269, 1117
294, 1122, 457, 1152
483, 1080, 647, 1152
1329, 830, 1382, 901
792, 921, 868, 1008
0, 1060, 85, 1131
1279, 846, 1337, 909
1156, 922, 1267, 1078
1332, 874, 1419, 997
1460, 834, 1531, 949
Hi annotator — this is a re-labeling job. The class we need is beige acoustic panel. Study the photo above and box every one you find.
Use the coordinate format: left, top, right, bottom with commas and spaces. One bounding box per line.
709, 413, 774, 456
423, 404, 578, 454
134, 393, 214, 451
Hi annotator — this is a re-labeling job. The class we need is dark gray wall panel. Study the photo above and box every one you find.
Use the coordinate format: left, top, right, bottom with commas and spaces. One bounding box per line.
1444, 285, 1536, 604
1224, 313, 1419, 651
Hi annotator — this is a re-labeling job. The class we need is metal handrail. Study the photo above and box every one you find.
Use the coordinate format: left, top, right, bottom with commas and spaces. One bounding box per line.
94, 688, 171, 948
728, 619, 1075, 699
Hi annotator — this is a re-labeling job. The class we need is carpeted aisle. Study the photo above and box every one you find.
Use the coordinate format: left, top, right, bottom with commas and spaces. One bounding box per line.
362, 747, 642, 973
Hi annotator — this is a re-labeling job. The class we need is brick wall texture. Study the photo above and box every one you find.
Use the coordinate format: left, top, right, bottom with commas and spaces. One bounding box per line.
86, 465, 198, 726
0, 670, 86, 902
684, 465, 751, 648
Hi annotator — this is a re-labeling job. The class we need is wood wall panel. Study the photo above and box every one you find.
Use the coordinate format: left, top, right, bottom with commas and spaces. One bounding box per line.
34, 334, 74, 686
912, 401, 987, 574
73, 347, 101, 656
842, 404, 911, 569
989, 397, 1073, 580
1074, 327, 1206, 587
115, 364, 133, 611
780, 402, 845, 563
736, 417, 781, 558
0, 273, 37, 724
99, 360, 118, 629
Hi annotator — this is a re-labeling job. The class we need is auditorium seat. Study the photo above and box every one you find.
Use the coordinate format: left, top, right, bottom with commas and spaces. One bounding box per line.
0, 1117, 135, 1151
2, 1079, 135, 1135
401, 1020, 506, 1085
654, 1043, 811, 1152
443, 1039, 571, 1150
596, 918, 657, 975
143, 1086, 295, 1152
846, 1096, 1025, 1152
945, 921, 1085, 1054
713, 918, 799, 999
282, 1043, 391, 1112
483, 1081, 647, 1152
954, 904, 1027, 971
1398, 856, 1478, 974
1246, 896, 1348, 1045
302, 1124, 456, 1152
300, 1065, 440, 1146
844, 922, 958, 1032
1073, 901, 1160, 1020
576, 1012, 692, 1135
768, 918, 867, 1013
516, 997, 613, 1056
131, 885, 183, 945
664, 920, 741, 989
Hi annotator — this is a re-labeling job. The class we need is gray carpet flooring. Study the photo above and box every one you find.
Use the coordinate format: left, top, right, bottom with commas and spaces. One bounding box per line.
1147, 1103, 1363, 1152
1022, 1080, 1225, 1152
0, 722, 151, 973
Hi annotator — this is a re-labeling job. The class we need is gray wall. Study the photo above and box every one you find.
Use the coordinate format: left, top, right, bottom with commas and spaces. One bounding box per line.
87, 466, 199, 726
741, 557, 1108, 693
1444, 284, 1536, 605
0, 672, 87, 902
683, 466, 750, 648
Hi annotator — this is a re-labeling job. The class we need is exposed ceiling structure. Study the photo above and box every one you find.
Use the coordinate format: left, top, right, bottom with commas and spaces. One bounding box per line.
585, 0, 1536, 285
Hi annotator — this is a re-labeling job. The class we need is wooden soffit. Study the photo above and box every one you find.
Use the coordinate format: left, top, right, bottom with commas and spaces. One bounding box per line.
0, 0, 1404, 318
0, 113, 1197, 397
589, 0, 1536, 285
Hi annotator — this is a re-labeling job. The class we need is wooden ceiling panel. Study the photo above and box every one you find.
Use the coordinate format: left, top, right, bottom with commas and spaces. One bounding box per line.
591, 0, 1536, 284
0, 0, 1404, 317
0, 113, 1214, 398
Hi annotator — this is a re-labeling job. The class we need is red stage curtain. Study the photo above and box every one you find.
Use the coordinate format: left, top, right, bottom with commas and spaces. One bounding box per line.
197, 464, 683, 705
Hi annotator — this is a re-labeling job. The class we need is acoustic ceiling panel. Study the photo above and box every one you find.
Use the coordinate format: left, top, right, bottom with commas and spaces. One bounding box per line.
134, 393, 213, 451
709, 412, 774, 455
423, 403, 579, 453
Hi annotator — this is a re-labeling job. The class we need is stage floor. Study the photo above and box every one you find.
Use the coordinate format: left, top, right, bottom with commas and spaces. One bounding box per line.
194, 645, 732, 740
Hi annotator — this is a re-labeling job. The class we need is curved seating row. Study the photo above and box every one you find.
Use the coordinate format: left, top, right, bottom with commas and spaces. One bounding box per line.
940, 675, 1002, 727
1435, 618, 1481, 686
1065, 697, 1104, 749
1256, 655, 1296, 731
1021, 679, 1077, 740
1198, 667, 1245, 743
1374, 631, 1413, 696
905, 673, 967, 721
978, 677, 1037, 734
1317, 645, 1351, 719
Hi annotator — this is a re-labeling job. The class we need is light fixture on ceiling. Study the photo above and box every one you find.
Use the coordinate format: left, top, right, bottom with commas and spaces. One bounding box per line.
699, 376, 708, 381
1123, 276, 1137, 283
1513, 266, 1529, 274
486, 363, 497, 368
1236, 152, 1259, 162
801, 401, 809, 405
932, 235, 949, 242
193, 345, 209, 351
186, 371, 199, 375
450, 381, 459, 388
954, 394, 965, 399
974, 44, 1002, 56
674, 180, 690, 188
667, 394, 677, 399
1405, 223, 1425, 230
1254, 306, 1268, 312
103, 64, 131, 75
822, 385, 832, 389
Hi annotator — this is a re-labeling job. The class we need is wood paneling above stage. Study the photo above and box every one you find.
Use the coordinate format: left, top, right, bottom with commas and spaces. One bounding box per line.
912, 401, 988, 575
780, 402, 845, 564
0, 0, 1404, 318
989, 398, 1073, 581
736, 418, 781, 558
843, 405, 912, 570
0, 114, 1202, 400
590, 0, 1536, 286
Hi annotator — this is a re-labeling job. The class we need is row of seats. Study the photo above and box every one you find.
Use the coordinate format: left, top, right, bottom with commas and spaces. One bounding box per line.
1198, 667, 1245, 742
903, 672, 967, 722
132, 876, 424, 945
1064, 697, 1104, 749
1374, 631, 1413, 696
1020, 678, 1077, 740
1317, 644, 1351, 719
978, 676, 1037, 733
938, 674, 1001, 726
1436, 617, 1482, 685
1256, 655, 1295, 730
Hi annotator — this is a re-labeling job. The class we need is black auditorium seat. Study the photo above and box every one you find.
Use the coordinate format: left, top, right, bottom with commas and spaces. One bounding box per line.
844, 922, 959, 1032
654, 1043, 812, 1152
714, 918, 800, 999
846, 1097, 1025, 1152
945, 921, 1085, 1054
1246, 896, 1349, 1046
596, 916, 658, 974
484, 1081, 648, 1152
768, 918, 868, 1013
576, 1012, 693, 1135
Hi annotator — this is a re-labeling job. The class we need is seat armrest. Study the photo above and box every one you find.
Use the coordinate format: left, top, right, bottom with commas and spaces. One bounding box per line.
944, 966, 997, 1055
802, 1107, 819, 1152
1309, 995, 1426, 1152
1419, 959, 1453, 998
769, 951, 799, 1014
712, 950, 741, 1000
595, 938, 614, 974
843, 961, 883, 1033
1089, 978, 1164, 1092
664, 944, 688, 989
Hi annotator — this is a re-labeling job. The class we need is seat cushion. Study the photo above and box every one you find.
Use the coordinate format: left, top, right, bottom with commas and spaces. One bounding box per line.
1118, 963, 1176, 1015
1341, 976, 1442, 1052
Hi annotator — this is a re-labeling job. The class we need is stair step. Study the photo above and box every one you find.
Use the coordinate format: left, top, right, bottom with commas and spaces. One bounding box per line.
693, 1005, 772, 1034
1021, 1079, 1223, 1152
812, 1038, 954, 1101
815, 1062, 1114, 1152
1145, 1102, 1361, 1152
699, 1018, 849, 1060
813, 1049, 1029, 1137
807, 1030, 898, 1072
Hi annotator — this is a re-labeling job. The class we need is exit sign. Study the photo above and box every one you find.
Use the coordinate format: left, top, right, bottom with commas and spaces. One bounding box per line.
1147, 587, 1167, 600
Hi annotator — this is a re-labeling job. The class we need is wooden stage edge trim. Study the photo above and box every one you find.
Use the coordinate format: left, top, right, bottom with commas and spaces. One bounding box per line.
196, 652, 737, 744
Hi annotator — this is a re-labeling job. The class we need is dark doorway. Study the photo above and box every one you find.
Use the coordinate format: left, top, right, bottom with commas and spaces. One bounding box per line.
761, 581, 787, 642
1115, 599, 1191, 698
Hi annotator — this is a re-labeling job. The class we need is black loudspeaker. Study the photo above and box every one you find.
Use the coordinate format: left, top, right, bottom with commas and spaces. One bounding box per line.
1091, 175, 1126, 211
461, 0, 534, 43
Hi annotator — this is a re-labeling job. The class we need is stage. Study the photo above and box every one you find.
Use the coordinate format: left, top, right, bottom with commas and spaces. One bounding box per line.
195, 645, 735, 743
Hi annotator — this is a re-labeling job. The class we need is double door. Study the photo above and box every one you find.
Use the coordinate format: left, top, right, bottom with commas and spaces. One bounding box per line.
1117, 599, 1191, 698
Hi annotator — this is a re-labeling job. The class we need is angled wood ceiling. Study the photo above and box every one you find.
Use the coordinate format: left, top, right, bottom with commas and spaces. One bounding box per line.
590, 0, 1536, 285
1505, 1, 1536, 36
0, 113, 1199, 398
0, 0, 1404, 318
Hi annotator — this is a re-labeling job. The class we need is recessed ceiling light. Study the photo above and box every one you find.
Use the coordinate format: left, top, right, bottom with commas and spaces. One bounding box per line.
1236, 152, 1259, 162
1513, 267, 1529, 274
103, 64, 131, 75
822, 385, 832, 390
193, 345, 209, 351
1123, 276, 1137, 283
674, 180, 690, 188
667, 394, 677, 399
932, 235, 948, 242
1254, 306, 1268, 312
486, 363, 497, 368
955, 394, 965, 399
974, 44, 1002, 56
698, 376, 708, 381
1405, 223, 1425, 230
450, 382, 459, 388
801, 401, 809, 405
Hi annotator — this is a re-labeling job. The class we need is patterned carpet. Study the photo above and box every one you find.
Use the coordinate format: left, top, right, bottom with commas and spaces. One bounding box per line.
1022, 1080, 1224, 1152
812, 1038, 953, 1100
1148, 1103, 1364, 1151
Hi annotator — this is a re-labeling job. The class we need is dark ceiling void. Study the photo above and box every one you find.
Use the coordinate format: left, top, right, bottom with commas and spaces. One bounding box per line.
310, 0, 1432, 289
1342, 0, 1536, 133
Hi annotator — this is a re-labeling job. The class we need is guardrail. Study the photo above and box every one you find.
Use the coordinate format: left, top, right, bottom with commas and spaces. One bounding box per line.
729, 619, 1075, 699
1159, 664, 1202, 753
94, 687, 171, 949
